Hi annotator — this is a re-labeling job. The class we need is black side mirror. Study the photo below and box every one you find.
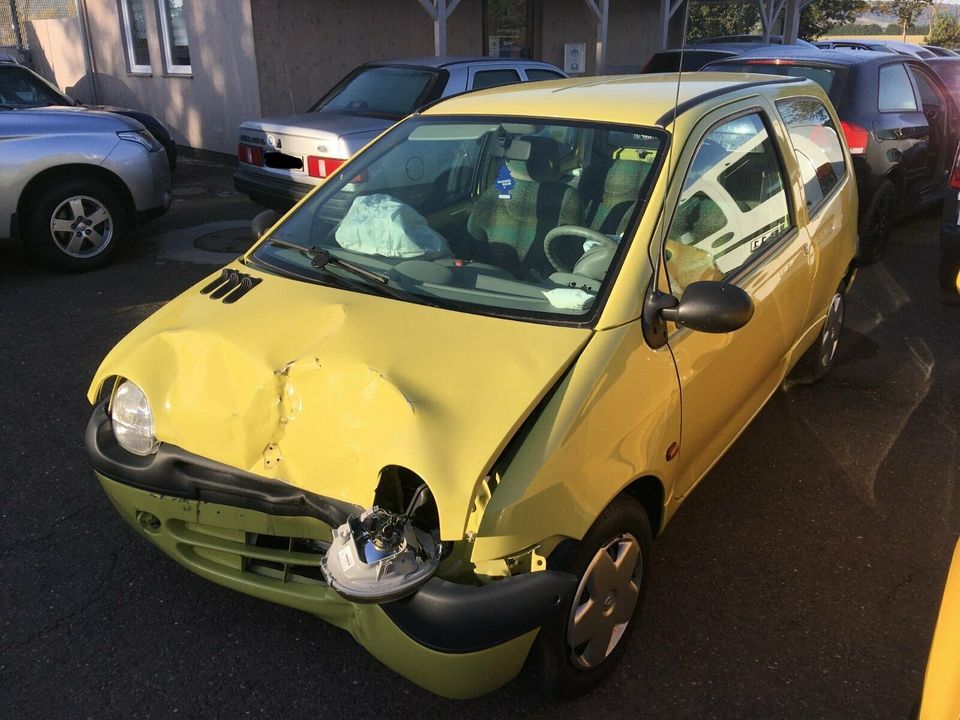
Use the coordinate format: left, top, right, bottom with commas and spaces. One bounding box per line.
251, 209, 280, 239
661, 280, 754, 333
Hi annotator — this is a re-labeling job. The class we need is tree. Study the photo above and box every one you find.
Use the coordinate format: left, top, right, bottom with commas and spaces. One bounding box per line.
800, 0, 870, 39
888, 0, 932, 39
685, 0, 871, 42
927, 12, 960, 46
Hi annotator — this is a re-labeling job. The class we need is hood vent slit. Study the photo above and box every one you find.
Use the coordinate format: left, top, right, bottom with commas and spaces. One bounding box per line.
201, 269, 262, 303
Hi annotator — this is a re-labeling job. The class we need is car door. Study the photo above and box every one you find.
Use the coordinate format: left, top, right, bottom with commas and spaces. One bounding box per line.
875, 61, 929, 201
907, 62, 956, 194
656, 102, 815, 500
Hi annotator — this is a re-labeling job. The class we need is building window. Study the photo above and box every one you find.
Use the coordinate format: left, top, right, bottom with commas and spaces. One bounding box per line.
484, 0, 537, 59
157, 0, 191, 75
119, 0, 151, 74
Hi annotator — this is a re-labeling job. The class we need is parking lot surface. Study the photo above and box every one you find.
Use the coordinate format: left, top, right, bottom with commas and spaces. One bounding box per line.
1, 159, 958, 719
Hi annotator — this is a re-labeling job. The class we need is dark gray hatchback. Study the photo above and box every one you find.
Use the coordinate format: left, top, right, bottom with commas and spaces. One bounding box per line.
705, 47, 960, 264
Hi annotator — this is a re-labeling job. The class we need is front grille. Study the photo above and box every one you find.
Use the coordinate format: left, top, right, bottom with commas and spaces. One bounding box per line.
167, 518, 330, 587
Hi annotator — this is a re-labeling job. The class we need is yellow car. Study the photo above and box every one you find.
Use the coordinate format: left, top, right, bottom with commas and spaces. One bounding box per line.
85, 75, 857, 698
919, 538, 960, 719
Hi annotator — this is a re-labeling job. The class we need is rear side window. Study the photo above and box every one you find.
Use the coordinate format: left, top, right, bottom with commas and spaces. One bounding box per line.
878, 64, 918, 112
776, 98, 846, 216
472, 69, 521, 90
525, 69, 565, 82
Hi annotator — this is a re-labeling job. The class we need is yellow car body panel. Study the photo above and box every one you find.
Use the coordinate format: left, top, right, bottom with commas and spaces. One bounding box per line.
920, 539, 960, 720
88, 267, 591, 540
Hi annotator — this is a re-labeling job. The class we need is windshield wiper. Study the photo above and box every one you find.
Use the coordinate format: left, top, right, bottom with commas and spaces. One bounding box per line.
265, 238, 428, 303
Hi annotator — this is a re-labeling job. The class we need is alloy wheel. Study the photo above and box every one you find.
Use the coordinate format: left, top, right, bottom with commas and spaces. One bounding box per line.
50, 195, 114, 258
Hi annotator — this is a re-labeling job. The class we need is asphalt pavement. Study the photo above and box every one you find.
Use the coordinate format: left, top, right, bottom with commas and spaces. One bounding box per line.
1, 160, 958, 719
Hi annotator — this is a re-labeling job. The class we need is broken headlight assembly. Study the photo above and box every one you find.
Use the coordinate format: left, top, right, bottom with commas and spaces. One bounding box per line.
322, 485, 441, 604
109, 380, 159, 456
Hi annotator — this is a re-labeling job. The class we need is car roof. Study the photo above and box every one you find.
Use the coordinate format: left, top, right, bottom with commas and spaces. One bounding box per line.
712, 45, 914, 67
370, 56, 560, 69
420, 72, 809, 127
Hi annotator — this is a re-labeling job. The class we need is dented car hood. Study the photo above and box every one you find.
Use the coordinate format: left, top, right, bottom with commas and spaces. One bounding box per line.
88, 263, 591, 538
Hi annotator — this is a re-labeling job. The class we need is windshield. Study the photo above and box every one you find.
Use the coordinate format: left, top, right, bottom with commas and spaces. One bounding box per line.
251, 116, 665, 322
0, 66, 70, 108
309, 65, 443, 119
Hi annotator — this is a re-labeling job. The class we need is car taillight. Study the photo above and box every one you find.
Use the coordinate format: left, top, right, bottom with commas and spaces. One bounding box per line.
306, 156, 345, 179
840, 121, 869, 155
949, 143, 960, 189
238, 143, 263, 166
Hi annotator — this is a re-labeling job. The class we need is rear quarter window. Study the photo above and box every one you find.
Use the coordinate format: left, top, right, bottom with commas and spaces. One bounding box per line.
776, 97, 846, 216
524, 69, 565, 82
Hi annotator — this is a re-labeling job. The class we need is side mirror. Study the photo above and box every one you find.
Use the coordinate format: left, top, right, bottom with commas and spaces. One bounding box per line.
251, 209, 280, 239
660, 281, 754, 333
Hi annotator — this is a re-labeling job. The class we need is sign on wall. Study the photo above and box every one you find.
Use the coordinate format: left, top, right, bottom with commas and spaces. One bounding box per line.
564, 42, 586, 74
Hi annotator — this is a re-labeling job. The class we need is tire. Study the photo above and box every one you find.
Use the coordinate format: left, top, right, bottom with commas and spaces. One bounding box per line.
530, 495, 652, 698
789, 287, 845, 384
859, 179, 896, 265
22, 177, 128, 272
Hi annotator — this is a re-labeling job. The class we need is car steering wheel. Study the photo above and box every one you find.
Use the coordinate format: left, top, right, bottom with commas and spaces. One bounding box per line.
544, 225, 618, 273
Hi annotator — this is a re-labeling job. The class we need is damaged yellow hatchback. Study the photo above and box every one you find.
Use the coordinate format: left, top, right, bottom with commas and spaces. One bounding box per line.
86, 74, 857, 698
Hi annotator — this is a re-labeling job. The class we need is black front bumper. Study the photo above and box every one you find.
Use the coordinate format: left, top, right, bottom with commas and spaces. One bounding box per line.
86, 402, 577, 652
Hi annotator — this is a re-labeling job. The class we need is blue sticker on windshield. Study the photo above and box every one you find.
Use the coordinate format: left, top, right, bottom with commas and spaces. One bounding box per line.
495, 163, 515, 199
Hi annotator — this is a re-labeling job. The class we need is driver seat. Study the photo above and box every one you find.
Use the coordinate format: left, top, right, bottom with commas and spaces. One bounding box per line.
467, 137, 583, 277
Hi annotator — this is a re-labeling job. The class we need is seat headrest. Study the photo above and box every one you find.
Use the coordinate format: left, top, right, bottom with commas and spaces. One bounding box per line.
505, 136, 560, 183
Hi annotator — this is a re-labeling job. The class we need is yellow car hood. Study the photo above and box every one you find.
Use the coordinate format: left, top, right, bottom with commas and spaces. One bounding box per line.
88, 264, 592, 538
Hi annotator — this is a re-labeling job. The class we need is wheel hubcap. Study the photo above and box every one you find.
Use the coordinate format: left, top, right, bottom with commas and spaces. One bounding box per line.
50, 196, 113, 258
566, 533, 642, 670
819, 292, 844, 368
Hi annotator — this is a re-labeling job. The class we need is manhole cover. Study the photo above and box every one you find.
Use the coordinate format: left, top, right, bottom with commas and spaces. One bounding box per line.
194, 227, 255, 254
172, 185, 206, 197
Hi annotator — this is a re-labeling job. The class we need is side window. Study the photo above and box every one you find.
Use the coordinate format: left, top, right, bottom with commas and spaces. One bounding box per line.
878, 64, 919, 112
525, 69, 566, 82
472, 69, 521, 90
776, 97, 846, 216
665, 113, 791, 295
910, 68, 944, 110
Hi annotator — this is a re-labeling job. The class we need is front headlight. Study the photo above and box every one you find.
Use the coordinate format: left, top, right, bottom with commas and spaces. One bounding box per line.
110, 380, 159, 456
117, 129, 162, 152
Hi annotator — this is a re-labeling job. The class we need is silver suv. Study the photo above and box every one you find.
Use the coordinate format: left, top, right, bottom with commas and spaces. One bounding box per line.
1, 107, 172, 271
234, 57, 566, 210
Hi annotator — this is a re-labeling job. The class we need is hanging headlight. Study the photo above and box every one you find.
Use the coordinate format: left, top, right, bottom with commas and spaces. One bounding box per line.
109, 380, 159, 456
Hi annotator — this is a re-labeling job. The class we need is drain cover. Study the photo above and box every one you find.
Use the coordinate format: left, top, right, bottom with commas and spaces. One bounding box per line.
193, 227, 255, 254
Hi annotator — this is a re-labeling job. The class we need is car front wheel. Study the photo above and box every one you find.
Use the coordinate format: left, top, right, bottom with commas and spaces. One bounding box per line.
22, 177, 128, 271
531, 495, 652, 697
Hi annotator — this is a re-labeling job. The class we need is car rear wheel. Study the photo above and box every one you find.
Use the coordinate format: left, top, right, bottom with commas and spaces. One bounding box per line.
22, 177, 128, 272
789, 286, 845, 384
530, 495, 651, 697
859, 179, 896, 265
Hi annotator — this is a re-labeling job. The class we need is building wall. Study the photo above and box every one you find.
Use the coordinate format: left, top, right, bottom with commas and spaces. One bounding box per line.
250, 0, 483, 118
74, 0, 260, 154
25, 18, 93, 102
541, 0, 663, 75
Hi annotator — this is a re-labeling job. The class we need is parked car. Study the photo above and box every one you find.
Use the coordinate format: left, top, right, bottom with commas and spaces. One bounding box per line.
693, 34, 817, 48
0, 107, 171, 270
939, 145, 960, 301
234, 57, 567, 210
924, 44, 959, 57
705, 47, 959, 263
813, 39, 899, 53
917, 539, 960, 719
86, 72, 857, 697
0, 57, 177, 171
